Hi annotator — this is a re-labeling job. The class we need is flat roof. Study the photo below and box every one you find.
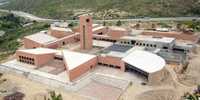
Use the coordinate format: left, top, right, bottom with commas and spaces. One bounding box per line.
109, 26, 127, 31
24, 32, 57, 44
102, 46, 145, 58
92, 24, 101, 28
63, 50, 96, 70
104, 44, 133, 53
129, 29, 144, 36
18, 48, 58, 55
50, 26, 73, 32
142, 31, 199, 42
93, 40, 114, 48
92, 26, 106, 32
51, 22, 68, 28
122, 50, 166, 73
121, 35, 175, 44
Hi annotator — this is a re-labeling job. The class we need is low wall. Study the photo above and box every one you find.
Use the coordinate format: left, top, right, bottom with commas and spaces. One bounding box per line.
0, 64, 74, 89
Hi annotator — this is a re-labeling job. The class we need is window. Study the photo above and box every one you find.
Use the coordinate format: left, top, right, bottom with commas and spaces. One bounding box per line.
163, 46, 168, 49
86, 19, 90, 22
62, 42, 65, 45
90, 66, 94, 69
131, 40, 136, 45
18, 56, 35, 65
98, 32, 103, 35
54, 56, 63, 60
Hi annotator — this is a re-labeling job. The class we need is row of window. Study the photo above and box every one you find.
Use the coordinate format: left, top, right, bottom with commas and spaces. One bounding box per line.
135, 42, 157, 48
19, 56, 34, 61
54, 56, 63, 60
98, 62, 120, 69
19, 59, 35, 65
93, 37, 116, 43
120, 41, 157, 48
19, 56, 35, 65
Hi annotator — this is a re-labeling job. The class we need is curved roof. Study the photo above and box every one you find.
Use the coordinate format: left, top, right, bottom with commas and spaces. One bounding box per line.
122, 50, 166, 73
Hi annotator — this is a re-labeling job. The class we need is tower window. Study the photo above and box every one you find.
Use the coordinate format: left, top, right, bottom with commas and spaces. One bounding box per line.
62, 42, 65, 45
86, 19, 90, 22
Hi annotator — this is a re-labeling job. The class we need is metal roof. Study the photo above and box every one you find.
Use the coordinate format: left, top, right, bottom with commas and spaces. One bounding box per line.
104, 44, 133, 53
122, 50, 166, 73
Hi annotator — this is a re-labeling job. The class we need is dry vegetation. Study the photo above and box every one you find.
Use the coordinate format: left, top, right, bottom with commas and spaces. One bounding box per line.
2, 0, 200, 19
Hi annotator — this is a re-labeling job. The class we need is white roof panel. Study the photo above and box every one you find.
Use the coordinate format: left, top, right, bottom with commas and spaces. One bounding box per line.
63, 50, 96, 70
93, 40, 113, 48
25, 32, 57, 44
109, 26, 127, 31
19, 48, 59, 55
50, 26, 73, 32
122, 50, 165, 73
121, 35, 175, 44
92, 26, 106, 32
129, 29, 143, 36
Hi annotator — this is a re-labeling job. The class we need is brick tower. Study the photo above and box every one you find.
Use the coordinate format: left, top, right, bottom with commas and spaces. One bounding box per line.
79, 15, 93, 50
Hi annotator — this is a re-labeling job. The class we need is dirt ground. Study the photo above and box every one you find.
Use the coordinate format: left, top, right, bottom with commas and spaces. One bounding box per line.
178, 46, 200, 86
0, 73, 88, 100
120, 46, 200, 100
78, 81, 122, 100
136, 89, 177, 100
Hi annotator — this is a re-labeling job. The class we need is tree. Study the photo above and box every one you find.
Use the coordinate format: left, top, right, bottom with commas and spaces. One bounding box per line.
48, 91, 62, 100
68, 22, 74, 28
183, 21, 200, 32
116, 20, 122, 26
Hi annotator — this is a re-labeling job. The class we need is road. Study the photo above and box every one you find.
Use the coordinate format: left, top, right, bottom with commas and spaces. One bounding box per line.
0, 9, 200, 23
0, 9, 57, 22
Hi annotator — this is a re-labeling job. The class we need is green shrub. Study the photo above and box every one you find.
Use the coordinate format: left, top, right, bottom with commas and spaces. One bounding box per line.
48, 91, 63, 100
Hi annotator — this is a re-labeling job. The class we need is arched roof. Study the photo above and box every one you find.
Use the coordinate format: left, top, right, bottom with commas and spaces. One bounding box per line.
122, 50, 166, 73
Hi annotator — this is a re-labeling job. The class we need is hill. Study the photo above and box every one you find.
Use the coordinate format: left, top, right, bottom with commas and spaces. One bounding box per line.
0, 13, 49, 61
1, 0, 200, 19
